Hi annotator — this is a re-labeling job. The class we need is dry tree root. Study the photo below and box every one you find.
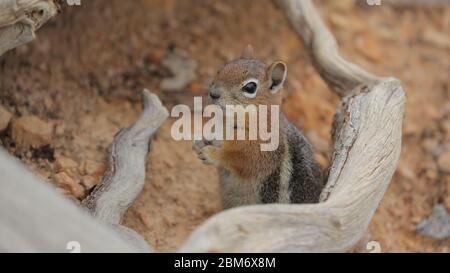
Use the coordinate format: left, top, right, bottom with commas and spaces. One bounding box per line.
274, 0, 381, 97
82, 89, 169, 252
0, 0, 58, 56
0, 148, 141, 252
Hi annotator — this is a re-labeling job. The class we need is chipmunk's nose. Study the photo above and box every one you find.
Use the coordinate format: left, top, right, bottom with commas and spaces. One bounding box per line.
209, 88, 221, 100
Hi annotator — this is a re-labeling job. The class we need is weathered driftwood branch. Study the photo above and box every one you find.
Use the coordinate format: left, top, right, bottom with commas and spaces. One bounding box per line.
82, 89, 169, 252
274, 0, 381, 97
0, 149, 139, 252
0, 0, 57, 56
179, 0, 405, 252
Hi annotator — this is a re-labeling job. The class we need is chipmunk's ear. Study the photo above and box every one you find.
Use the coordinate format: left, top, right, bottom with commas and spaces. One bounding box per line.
241, 45, 254, 59
267, 61, 287, 94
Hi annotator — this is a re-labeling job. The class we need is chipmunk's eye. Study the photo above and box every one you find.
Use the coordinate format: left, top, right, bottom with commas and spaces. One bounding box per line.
243, 82, 257, 93
242, 81, 257, 94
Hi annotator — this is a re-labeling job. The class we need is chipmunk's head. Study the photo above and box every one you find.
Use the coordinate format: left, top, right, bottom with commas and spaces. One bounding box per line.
208, 45, 287, 108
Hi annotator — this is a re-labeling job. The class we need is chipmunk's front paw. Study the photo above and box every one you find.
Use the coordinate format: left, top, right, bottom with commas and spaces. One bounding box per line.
193, 139, 221, 165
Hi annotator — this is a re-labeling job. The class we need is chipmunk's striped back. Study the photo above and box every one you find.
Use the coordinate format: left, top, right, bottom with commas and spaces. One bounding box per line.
257, 119, 322, 205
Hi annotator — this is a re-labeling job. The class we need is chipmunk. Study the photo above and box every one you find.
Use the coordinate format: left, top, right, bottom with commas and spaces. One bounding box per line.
193, 46, 323, 209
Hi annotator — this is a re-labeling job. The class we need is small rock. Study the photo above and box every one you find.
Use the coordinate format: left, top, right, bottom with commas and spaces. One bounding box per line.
54, 172, 85, 199
425, 168, 439, 181
212, 1, 233, 15
423, 103, 441, 120
55, 122, 66, 136
403, 120, 421, 136
44, 97, 54, 110
79, 159, 106, 177
55, 155, 78, 171
11, 116, 52, 147
432, 144, 446, 159
160, 49, 198, 92
422, 159, 439, 180
81, 175, 99, 191
397, 163, 416, 180
0, 105, 12, 131
422, 138, 438, 154
37, 169, 52, 179
417, 204, 450, 240
148, 50, 164, 64
437, 151, 450, 173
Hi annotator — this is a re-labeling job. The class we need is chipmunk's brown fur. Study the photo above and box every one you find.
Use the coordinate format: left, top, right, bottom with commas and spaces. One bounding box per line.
193, 46, 323, 209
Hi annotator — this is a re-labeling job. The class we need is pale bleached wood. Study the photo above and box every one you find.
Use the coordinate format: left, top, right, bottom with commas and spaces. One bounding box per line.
0, 0, 57, 56
0, 149, 139, 253
82, 89, 169, 252
275, 0, 381, 97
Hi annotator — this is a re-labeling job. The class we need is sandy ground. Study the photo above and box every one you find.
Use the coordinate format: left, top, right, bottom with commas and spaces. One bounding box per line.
1, 0, 449, 252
